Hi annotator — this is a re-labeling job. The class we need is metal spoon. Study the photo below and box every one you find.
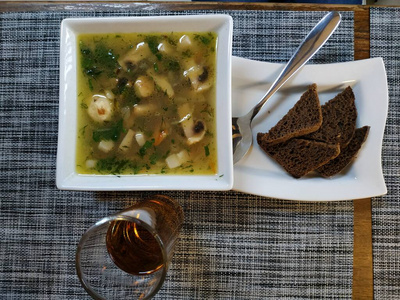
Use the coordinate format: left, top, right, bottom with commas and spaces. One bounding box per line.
232, 11, 341, 164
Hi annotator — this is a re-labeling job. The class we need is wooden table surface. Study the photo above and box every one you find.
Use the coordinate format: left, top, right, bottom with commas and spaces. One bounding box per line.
0, 2, 374, 299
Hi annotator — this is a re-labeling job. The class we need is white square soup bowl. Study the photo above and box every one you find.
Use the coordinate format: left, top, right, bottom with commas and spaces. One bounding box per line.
57, 15, 233, 191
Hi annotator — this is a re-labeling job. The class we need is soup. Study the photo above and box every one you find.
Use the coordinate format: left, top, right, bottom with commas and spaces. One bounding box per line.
76, 32, 218, 175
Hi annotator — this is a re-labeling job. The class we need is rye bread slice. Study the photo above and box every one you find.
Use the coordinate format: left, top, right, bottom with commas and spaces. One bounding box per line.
304, 86, 357, 147
316, 126, 370, 177
257, 134, 340, 178
261, 83, 322, 145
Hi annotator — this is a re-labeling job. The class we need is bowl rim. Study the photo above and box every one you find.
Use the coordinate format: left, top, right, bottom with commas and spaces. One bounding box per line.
56, 14, 234, 191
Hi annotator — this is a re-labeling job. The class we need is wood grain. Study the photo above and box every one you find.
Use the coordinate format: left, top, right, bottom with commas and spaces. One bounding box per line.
353, 8, 373, 300
353, 198, 374, 300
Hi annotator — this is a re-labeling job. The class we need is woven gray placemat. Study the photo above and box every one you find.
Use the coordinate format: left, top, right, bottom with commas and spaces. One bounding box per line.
0, 9, 354, 299
370, 7, 400, 300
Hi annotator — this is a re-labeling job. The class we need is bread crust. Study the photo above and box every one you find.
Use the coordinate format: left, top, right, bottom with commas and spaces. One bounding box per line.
304, 86, 357, 147
256, 85, 368, 178
257, 135, 340, 178
317, 126, 370, 177
263, 83, 322, 145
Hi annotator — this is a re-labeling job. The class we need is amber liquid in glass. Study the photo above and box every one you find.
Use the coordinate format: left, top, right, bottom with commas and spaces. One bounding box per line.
106, 220, 163, 275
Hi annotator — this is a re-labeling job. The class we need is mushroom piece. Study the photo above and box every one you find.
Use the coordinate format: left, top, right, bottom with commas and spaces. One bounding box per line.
158, 41, 175, 56
118, 42, 152, 72
183, 59, 212, 93
147, 69, 175, 98
133, 103, 157, 116
177, 103, 207, 145
134, 75, 155, 98
135, 132, 146, 147
118, 129, 135, 152
177, 35, 193, 51
98, 140, 115, 153
104, 89, 115, 100
85, 159, 97, 169
87, 94, 114, 123
165, 149, 190, 169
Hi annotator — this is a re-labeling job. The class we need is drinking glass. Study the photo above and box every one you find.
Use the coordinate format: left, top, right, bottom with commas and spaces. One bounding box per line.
76, 195, 184, 300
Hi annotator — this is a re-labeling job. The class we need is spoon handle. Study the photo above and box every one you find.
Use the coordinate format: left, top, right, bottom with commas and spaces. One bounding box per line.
247, 11, 341, 121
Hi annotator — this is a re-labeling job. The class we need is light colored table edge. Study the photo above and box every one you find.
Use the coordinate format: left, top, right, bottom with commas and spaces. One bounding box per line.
353, 8, 373, 300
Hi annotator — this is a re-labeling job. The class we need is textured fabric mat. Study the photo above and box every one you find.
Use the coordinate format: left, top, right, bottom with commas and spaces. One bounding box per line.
370, 7, 400, 300
0, 9, 354, 299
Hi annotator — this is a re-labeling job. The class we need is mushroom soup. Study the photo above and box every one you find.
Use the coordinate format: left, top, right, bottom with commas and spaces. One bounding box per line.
76, 32, 218, 175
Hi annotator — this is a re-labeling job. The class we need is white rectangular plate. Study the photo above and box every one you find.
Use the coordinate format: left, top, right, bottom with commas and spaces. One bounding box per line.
232, 56, 388, 201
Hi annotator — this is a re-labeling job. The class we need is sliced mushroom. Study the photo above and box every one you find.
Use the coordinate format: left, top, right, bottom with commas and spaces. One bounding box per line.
177, 35, 193, 51
134, 75, 155, 98
147, 69, 175, 98
118, 42, 152, 72
87, 94, 114, 123
183, 59, 212, 93
177, 103, 207, 145
121, 106, 135, 129
104, 89, 115, 100
158, 41, 175, 56
118, 129, 135, 152
133, 103, 157, 116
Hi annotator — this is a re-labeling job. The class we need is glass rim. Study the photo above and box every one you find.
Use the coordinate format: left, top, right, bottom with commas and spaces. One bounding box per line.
75, 214, 169, 300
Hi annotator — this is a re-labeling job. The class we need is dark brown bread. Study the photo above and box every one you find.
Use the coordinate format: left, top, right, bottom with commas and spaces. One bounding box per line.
257, 134, 340, 178
262, 83, 322, 145
317, 126, 370, 177
304, 86, 357, 147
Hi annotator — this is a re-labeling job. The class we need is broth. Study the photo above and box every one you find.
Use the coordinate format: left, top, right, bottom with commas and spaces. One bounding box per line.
76, 32, 218, 175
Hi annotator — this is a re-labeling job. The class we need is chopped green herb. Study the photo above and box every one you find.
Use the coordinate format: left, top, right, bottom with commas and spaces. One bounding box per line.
121, 86, 140, 106
182, 49, 192, 58
204, 145, 210, 157
80, 41, 119, 79
79, 125, 88, 136
80, 102, 88, 109
112, 77, 128, 95
163, 58, 180, 71
156, 53, 163, 61
194, 33, 213, 45
88, 79, 94, 91
92, 119, 124, 142
150, 153, 159, 165
167, 36, 177, 46
139, 139, 154, 157
96, 158, 124, 174
154, 62, 159, 73
162, 150, 171, 159
132, 164, 142, 174
145, 36, 159, 55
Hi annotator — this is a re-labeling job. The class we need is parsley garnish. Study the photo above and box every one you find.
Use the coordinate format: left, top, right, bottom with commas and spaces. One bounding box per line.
204, 145, 210, 157
92, 119, 124, 142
